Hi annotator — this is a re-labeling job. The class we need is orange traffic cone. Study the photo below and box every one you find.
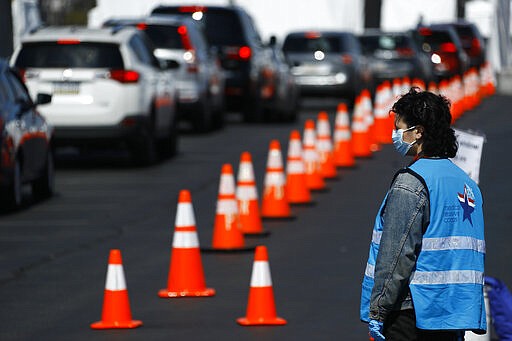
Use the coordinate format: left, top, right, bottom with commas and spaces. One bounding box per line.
236, 245, 287, 326
285, 130, 312, 205
373, 83, 392, 144
351, 95, 372, 158
302, 119, 326, 191
261, 140, 294, 219
91, 249, 143, 329
401, 76, 411, 93
159, 190, 215, 298
316, 111, 338, 179
412, 78, 426, 91
333, 103, 355, 167
428, 81, 438, 94
209, 164, 252, 251
236, 152, 269, 236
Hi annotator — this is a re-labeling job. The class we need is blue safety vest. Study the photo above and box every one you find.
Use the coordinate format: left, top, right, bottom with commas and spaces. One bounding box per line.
361, 158, 486, 332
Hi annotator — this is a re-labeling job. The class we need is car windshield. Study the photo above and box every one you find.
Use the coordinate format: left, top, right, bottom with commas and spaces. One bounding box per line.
283, 36, 347, 53
15, 42, 124, 68
359, 35, 412, 55
151, 7, 245, 46
144, 25, 183, 49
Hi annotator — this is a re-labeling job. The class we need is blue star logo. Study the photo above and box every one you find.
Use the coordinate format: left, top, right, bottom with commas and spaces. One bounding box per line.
458, 184, 475, 225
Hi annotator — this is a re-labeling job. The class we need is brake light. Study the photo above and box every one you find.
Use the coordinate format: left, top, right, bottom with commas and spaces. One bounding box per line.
109, 70, 139, 83
179, 6, 206, 12
136, 23, 147, 30
238, 46, 251, 60
440, 42, 457, 53
305, 32, 321, 39
418, 27, 432, 36
341, 54, 352, 64
469, 37, 481, 55
17, 68, 26, 82
396, 47, 414, 57
177, 25, 193, 50
57, 39, 80, 45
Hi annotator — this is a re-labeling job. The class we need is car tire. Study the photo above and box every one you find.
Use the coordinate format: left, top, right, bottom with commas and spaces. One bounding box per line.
32, 149, 55, 200
192, 99, 213, 133
1, 157, 23, 210
158, 118, 179, 158
130, 123, 158, 166
243, 95, 264, 123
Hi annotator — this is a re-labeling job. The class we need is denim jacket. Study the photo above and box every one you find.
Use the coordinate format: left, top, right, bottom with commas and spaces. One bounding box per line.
369, 169, 430, 322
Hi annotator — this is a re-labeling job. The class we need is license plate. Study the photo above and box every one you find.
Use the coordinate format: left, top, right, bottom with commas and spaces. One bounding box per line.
53, 81, 80, 95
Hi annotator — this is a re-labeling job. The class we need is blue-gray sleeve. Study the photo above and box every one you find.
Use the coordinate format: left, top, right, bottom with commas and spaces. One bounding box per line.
369, 172, 429, 322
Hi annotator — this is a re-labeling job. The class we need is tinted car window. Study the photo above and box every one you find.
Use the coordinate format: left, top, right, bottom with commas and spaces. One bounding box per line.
144, 25, 184, 49
417, 30, 454, 51
152, 7, 246, 46
360, 35, 413, 54
15, 42, 124, 68
283, 36, 347, 53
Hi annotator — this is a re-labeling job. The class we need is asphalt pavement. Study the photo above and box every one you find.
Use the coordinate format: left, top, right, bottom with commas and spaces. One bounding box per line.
0, 94, 510, 340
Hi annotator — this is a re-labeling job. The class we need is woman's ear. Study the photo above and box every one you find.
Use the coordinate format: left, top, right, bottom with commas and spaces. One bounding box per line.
414, 125, 424, 140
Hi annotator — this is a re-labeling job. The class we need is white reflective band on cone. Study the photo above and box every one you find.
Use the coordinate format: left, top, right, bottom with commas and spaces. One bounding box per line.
267, 150, 283, 169
105, 264, 127, 291
334, 129, 351, 141
238, 162, 254, 181
422, 236, 486, 253
219, 174, 235, 195
175, 203, 196, 227
410, 270, 484, 285
250, 261, 272, 287
173, 231, 200, 248
288, 140, 302, 157
317, 139, 332, 151
352, 121, 367, 132
264, 172, 285, 186
236, 186, 257, 200
303, 149, 318, 162
336, 113, 349, 126
317, 122, 330, 135
303, 131, 316, 146
287, 160, 304, 174
216, 199, 238, 214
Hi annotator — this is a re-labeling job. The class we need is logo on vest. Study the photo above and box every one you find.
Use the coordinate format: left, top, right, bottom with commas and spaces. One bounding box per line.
458, 184, 476, 225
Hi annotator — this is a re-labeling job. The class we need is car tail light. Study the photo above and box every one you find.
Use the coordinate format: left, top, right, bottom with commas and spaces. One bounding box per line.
305, 31, 321, 39
238, 46, 251, 60
57, 39, 80, 45
109, 70, 139, 83
17, 68, 26, 82
440, 42, 457, 53
179, 6, 206, 12
396, 47, 414, 57
469, 37, 481, 56
225, 46, 251, 61
136, 22, 147, 30
418, 27, 432, 36
341, 54, 352, 64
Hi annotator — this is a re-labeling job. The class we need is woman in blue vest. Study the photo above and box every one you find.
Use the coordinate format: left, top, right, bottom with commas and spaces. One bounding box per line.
360, 88, 486, 340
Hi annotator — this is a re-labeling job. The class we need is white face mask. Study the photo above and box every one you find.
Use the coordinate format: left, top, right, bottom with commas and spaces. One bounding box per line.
392, 126, 416, 156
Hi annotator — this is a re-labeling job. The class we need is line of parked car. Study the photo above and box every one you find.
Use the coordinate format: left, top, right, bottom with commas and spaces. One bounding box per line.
0, 2, 488, 211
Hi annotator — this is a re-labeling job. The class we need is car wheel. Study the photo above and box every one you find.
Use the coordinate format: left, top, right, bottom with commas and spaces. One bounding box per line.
1, 157, 23, 210
243, 95, 264, 123
130, 123, 157, 166
158, 118, 179, 158
192, 99, 213, 133
32, 149, 55, 199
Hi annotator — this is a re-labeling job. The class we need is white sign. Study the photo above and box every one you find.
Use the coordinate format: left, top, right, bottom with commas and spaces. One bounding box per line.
451, 128, 485, 184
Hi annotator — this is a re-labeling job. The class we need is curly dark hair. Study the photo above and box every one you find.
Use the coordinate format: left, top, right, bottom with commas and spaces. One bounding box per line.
392, 87, 458, 158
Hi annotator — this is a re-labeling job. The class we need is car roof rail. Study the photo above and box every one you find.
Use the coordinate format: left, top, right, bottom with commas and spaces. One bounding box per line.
110, 25, 127, 35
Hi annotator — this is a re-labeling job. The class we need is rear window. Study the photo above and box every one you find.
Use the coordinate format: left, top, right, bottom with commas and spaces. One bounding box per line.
151, 7, 245, 46
359, 35, 413, 54
283, 36, 347, 53
453, 25, 477, 49
15, 42, 124, 69
417, 30, 453, 49
144, 25, 183, 49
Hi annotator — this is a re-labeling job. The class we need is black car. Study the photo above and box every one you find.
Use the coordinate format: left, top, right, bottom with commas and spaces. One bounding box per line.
439, 20, 486, 70
151, 5, 291, 122
358, 30, 434, 84
0, 59, 53, 210
412, 24, 470, 81
282, 31, 373, 106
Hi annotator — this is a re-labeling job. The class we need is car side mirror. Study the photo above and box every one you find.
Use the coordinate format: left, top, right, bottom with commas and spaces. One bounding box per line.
268, 35, 277, 47
35, 93, 52, 106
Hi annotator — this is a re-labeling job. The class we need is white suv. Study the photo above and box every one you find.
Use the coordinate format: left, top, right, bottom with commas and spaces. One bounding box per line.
11, 26, 179, 165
